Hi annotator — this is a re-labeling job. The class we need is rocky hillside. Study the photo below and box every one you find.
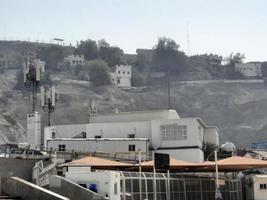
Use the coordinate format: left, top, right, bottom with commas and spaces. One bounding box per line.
1, 69, 267, 147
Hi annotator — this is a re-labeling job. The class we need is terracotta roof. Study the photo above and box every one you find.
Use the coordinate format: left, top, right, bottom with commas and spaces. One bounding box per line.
218, 156, 267, 166
62, 156, 132, 168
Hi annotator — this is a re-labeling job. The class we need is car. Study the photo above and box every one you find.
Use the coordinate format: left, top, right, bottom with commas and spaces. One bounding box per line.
10, 149, 51, 160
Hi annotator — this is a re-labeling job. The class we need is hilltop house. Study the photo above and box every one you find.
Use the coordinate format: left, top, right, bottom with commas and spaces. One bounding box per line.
110, 65, 132, 88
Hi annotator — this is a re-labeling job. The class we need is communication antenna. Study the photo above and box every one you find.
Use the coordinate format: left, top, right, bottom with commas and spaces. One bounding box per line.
23, 54, 43, 112
41, 86, 58, 126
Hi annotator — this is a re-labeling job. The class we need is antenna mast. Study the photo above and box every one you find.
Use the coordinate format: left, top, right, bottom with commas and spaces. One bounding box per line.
23, 53, 43, 112
41, 86, 58, 126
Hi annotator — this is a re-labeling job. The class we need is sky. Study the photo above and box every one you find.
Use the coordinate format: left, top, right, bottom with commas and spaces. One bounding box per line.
1, 0, 267, 61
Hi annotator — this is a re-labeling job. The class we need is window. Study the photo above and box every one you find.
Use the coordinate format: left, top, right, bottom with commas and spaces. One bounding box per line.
114, 183, 118, 195
117, 79, 120, 84
161, 124, 187, 140
52, 132, 56, 139
128, 144, 135, 152
128, 134, 135, 138
260, 184, 267, 190
95, 135, 102, 139
58, 144, 66, 152
118, 70, 120, 74
123, 71, 125, 74
127, 71, 130, 74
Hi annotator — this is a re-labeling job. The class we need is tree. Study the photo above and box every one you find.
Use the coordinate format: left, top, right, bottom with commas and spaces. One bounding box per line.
134, 53, 151, 72
225, 52, 245, 65
75, 39, 98, 60
37, 45, 64, 70
152, 37, 187, 75
131, 68, 145, 87
99, 46, 124, 67
88, 59, 111, 86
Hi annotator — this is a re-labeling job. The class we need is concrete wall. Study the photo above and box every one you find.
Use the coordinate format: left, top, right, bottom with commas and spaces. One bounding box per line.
47, 139, 148, 154
1, 176, 69, 200
0, 158, 38, 181
49, 175, 105, 200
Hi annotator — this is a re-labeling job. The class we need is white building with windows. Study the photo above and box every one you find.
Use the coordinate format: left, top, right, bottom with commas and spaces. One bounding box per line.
235, 62, 262, 77
110, 65, 131, 88
64, 54, 85, 66
44, 110, 219, 162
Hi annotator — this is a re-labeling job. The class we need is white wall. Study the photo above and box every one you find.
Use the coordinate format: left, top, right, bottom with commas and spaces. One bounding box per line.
150, 118, 204, 150
110, 65, 132, 88
65, 170, 120, 200
235, 63, 262, 77
47, 139, 148, 154
253, 175, 267, 200
27, 112, 41, 149
154, 148, 204, 163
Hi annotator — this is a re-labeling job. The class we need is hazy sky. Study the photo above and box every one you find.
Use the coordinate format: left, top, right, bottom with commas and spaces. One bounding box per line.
1, 0, 267, 61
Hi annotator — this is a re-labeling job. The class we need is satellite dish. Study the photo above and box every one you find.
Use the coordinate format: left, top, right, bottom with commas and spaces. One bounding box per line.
221, 142, 236, 152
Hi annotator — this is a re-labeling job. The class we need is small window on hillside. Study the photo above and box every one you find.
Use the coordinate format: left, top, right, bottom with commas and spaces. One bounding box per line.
95, 135, 102, 139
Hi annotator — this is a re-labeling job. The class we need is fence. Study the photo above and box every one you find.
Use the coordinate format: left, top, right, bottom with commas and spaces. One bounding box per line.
120, 172, 242, 200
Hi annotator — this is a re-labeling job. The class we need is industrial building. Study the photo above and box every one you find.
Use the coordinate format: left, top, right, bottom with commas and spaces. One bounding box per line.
44, 110, 219, 162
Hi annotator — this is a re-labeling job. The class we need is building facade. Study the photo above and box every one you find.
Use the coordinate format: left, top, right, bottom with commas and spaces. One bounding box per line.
44, 110, 219, 162
110, 65, 132, 88
64, 54, 85, 66
235, 62, 262, 77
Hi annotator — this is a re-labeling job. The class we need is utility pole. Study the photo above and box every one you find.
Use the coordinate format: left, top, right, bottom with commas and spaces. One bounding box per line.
41, 86, 57, 126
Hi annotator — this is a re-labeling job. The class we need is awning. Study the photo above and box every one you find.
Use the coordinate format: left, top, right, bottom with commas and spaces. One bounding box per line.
60, 156, 132, 170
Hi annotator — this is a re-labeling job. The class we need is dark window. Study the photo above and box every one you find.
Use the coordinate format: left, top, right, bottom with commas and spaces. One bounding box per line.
128, 144, 135, 152
127, 72, 130, 74
117, 79, 120, 84
58, 144, 66, 152
118, 71, 120, 74
260, 184, 267, 190
52, 132, 56, 139
123, 71, 125, 74
95, 135, 102, 139
128, 134, 135, 138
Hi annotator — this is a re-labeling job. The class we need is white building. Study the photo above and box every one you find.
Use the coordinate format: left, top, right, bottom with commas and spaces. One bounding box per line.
66, 169, 121, 200
64, 54, 85, 66
110, 65, 131, 88
235, 62, 262, 77
245, 174, 267, 200
44, 110, 219, 162
27, 112, 41, 149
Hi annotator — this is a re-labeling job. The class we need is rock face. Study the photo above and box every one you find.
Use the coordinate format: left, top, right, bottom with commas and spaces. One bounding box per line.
1, 69, 267, 147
